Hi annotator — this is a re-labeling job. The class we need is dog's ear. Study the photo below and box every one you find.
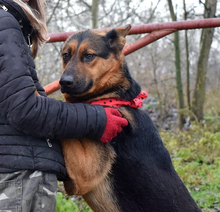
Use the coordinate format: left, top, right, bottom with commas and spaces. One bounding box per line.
115, 24, 131, 38
106, 24, 131, 51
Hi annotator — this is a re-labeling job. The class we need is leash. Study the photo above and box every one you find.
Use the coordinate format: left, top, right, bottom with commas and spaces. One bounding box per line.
90, 91, 148, 108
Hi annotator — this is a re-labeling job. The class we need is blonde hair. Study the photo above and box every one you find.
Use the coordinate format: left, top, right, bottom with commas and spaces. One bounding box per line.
13, 0, 49, 58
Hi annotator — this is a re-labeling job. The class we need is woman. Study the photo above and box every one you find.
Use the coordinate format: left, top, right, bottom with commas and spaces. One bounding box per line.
0, 0, 128, 211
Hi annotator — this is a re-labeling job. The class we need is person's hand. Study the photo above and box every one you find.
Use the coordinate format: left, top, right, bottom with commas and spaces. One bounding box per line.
100, 108, 128, 143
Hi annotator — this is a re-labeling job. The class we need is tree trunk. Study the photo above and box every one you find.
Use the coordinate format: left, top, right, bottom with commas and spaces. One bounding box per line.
192, 0, 217, 121
91, 0, 99, 28
183, 0, 191, 110
167, 0, 185, 129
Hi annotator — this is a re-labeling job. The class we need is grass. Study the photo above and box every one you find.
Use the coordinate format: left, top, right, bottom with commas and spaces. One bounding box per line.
161, 121, 220, 212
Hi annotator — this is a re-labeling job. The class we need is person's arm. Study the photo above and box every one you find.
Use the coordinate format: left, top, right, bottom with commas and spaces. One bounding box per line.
0, 12, 127, 142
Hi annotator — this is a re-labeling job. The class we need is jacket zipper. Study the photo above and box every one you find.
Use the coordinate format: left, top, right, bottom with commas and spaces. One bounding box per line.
27, 34, 32, 48
0, 4, 31, 49
46, 139, 52, 147
0, 4, 8, 11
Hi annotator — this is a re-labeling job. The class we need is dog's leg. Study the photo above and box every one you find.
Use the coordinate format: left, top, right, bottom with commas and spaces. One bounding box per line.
62, 138, 115, 196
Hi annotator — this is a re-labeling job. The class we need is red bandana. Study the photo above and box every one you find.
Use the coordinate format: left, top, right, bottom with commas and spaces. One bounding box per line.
90, 91, 148, 108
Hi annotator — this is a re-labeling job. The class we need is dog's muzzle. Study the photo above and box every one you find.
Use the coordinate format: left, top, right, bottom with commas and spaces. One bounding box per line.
59, 76, 74, 92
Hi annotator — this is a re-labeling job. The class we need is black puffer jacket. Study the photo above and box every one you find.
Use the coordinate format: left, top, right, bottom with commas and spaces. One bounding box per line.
0, 0, 106, 180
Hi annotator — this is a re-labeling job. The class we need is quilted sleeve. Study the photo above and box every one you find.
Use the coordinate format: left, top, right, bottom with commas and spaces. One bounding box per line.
0, 12, 106, 140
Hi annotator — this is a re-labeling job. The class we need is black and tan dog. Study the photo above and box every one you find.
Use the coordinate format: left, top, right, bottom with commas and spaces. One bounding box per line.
59, 25, 201, 212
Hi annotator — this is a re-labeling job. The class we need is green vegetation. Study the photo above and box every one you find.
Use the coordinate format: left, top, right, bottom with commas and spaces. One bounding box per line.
161, 120, 220, 212
57, 121, 220, 212
56, 192, 92, 212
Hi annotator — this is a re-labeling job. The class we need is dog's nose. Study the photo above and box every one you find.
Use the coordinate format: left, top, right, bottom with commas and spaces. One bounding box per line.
59, 76, 74, 88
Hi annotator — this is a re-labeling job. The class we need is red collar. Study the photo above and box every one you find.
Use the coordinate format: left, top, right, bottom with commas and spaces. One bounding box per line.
90, 91, 148, 108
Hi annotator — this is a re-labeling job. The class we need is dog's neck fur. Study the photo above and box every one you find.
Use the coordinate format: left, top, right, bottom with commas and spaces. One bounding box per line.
92, 64, 141, 102
120, 64, 141, 101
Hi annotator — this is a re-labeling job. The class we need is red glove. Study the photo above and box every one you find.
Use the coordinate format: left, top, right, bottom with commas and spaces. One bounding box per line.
100, 108, 128, 143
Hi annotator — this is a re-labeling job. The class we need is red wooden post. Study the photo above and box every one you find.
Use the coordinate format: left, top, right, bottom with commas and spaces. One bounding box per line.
123, 29, 176, 55
48, 18, 220, 43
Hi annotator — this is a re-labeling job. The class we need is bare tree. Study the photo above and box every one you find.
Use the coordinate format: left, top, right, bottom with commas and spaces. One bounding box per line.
167, 0, 185, 128
183, 0, 191, 110
91, 0, 99, 28
192, 0, 217, 121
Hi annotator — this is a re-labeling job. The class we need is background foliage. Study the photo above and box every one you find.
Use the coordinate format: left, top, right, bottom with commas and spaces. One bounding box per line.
162, 122, 220, 212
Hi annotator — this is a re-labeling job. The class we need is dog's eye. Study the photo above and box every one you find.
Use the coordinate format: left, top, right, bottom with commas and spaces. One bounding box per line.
83, 53, 96, 62
62, 52, 71, 63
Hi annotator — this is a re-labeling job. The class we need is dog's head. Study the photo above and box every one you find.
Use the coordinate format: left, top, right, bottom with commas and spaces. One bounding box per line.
60, 25, 140, 102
